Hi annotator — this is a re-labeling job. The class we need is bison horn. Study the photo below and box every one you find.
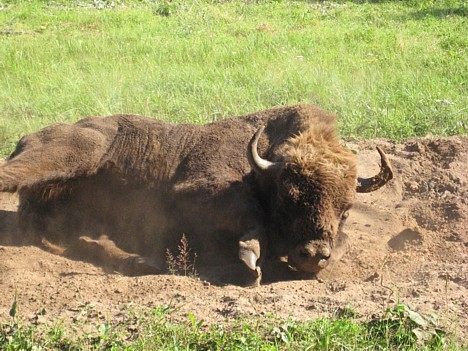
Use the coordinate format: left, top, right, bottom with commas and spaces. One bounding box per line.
247, 126, 283, 175
356, 147, 394, 193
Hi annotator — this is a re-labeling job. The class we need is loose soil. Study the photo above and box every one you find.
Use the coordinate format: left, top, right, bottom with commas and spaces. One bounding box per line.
0, 137, 466, 338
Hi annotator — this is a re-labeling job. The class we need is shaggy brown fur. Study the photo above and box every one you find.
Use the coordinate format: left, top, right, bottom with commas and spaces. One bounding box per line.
0, 104, 389, 285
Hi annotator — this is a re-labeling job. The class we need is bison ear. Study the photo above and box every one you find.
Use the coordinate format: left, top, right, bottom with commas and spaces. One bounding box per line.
247, 126, 283, 176
356, 147, 393, 193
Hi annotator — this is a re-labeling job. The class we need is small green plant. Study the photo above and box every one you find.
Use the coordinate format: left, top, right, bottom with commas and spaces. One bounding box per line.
166, 234, 198, 277
9, 290, 17, 321
385, 304, 447, 346
154, 0, 180, 17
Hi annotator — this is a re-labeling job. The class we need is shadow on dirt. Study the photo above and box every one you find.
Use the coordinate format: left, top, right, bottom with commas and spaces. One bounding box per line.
0, 210, 18, 246
0, 208, 318, 286
387, 228, 422, 251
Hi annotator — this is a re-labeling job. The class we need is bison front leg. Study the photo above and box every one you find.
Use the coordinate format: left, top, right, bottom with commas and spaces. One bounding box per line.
238, 227, 267, 286
76, 235, 162, 276
57, 235, 161, 276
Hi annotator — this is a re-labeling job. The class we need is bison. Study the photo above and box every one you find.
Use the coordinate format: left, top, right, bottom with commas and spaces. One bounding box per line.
0, 104, 393, 285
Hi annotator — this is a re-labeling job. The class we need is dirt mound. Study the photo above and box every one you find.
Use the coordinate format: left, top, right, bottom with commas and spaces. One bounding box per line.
0, 136, 466, 336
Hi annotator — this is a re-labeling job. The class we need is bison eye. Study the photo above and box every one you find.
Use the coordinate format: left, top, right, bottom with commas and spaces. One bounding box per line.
340, 211, 349, 223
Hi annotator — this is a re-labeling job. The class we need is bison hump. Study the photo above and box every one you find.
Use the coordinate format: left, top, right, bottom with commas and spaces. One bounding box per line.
100, 117, 171, 184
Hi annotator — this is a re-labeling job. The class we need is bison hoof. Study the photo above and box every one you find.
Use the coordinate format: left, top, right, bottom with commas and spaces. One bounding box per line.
123, 256, 161, 276
248, 266, 262, 287
238, 247, 263, 286
40, 238, 65, 255
241, 265, 262, 287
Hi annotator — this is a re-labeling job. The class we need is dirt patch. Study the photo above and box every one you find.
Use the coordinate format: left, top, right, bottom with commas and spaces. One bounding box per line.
0, 136, 466, 337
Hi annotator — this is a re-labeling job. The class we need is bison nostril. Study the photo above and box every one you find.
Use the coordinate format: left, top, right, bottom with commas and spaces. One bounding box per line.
321, 247, 331, 258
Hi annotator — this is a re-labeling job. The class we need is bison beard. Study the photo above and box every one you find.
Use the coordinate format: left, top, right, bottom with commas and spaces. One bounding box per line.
0, 104, 393, 286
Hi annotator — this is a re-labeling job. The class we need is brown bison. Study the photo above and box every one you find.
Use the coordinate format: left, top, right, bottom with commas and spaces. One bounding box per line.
0, 104, 392, 285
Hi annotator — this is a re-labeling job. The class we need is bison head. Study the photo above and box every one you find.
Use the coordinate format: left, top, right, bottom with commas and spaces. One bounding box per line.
247, 126, 393, 273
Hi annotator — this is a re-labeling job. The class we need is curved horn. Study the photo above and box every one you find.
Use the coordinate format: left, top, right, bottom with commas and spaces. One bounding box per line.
247, 126, 282, 175
356, 147, 394, 193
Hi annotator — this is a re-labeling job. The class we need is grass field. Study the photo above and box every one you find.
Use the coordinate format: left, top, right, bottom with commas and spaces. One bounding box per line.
0, 0, 466, 156
0, 0, 466, 349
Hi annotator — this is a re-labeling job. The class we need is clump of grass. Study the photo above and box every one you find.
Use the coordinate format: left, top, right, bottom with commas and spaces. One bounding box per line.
0, 302, 461, 350
166, 234, 198, 277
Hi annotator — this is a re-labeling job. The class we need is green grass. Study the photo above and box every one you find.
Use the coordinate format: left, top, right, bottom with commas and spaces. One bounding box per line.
0, 304, 461, 350
0, 0, 466, 156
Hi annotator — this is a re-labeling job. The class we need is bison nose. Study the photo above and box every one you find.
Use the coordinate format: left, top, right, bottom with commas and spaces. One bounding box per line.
297, 242, 331, 262
289, 241, 332, 273
298, 244, 330, 259
298, 246, 315, 260
317, 244, 331, 268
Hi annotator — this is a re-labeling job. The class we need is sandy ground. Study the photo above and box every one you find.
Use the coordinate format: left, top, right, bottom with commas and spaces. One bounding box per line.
0, 136, 466, 337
